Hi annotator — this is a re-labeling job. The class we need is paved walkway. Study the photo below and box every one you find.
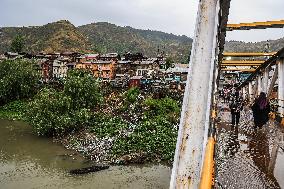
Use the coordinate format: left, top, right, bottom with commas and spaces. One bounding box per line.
214, 102, 284, 189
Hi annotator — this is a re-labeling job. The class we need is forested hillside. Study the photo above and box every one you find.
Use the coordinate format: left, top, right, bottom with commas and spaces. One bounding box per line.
1, 20, 283, 63
0, 20, 192, 63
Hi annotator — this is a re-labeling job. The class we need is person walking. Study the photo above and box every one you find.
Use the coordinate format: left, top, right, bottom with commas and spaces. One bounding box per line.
223, 87, 228, 103
252, 92, 270, 129
229, 90, 243, 126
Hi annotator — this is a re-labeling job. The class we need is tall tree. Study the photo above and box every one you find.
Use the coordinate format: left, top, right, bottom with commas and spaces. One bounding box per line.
10, 35, 24, 53
0, 59, 40, 105
165, 57, 174, 69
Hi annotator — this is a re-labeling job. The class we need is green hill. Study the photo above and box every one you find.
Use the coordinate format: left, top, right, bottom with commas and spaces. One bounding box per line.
78, 22, 192, 63
0, 20, 91, 53
224, 38, 284, 53
0, 20, 193, 63
1, 20, 283, 63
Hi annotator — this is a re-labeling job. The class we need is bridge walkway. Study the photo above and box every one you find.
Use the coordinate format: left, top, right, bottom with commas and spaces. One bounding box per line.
214, 101, 284, 188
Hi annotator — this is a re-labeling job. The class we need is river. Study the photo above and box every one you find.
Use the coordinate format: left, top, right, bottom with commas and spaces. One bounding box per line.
0, 120, 171, 189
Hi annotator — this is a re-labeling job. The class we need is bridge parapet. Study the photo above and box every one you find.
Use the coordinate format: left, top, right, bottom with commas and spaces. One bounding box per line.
239, 49, 284, 125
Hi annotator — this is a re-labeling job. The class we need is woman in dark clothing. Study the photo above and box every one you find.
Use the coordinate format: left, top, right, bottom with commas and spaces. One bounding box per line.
252, 92, 270, 129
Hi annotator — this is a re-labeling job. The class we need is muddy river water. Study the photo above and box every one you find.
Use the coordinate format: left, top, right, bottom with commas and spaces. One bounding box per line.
0, 120, 171, 189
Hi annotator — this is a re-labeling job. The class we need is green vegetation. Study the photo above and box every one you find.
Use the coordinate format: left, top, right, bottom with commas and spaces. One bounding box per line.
10, 35, 24, 53
124, 87, 140, 104
78, 22, 192, 63
25, 81, 180, 160
64, 69, 102, 110
112, 97, 180, 161
0, 20, 193, 63
165, 57, 174, 69
1, 20, 284, 62
0, 59, 181, 163
0, 20, 90, 53
90, 114, 128, 138
25, 69, 101, 136
0, 100, 28, 120
224, 39, 284, 53
0, 59, 40, 105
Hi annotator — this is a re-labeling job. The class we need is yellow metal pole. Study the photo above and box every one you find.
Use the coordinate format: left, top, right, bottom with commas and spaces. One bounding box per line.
199, 137, 215, 189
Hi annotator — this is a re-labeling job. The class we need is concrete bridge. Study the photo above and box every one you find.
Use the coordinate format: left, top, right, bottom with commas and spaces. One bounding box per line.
170, 0, 284, 188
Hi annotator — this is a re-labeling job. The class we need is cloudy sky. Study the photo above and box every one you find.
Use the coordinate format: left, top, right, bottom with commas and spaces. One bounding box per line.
1, 0, 283, 42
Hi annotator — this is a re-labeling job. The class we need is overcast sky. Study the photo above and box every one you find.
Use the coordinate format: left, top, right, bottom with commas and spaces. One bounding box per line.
1, 0, 283, 42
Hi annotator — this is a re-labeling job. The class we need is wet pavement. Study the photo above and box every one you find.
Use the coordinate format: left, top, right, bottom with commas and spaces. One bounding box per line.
215, 102, 284, 189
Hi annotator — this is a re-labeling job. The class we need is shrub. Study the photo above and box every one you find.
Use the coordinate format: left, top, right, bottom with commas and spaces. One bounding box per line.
26, 70, 102, 136
0, 59, 40, 105
112, 116, 178, 161
0, 100, 28, 120
143, 97, 180, 119
124, 87, 140, 104
64, 69, 102, 110
25, 88, 72, 136
90, 113, 128, 138
111, 97, 180, 161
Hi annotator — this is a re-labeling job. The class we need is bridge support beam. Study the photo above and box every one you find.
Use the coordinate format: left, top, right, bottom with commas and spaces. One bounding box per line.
278, 58, 284, 115
263, 68, 269, 93
249, 81, 253, 103
170, 0, 220, 188
268, 67, 278, 97
253, 80, 258, 99
257, 75, 262, 96
242, 87, 246, 100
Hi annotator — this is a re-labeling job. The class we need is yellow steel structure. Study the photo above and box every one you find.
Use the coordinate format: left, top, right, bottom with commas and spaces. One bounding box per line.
223, 52, 277, 57
199, 137, 215, 189
222, 60, 265, 64
222, 64, 260, 66
227, 20, 284, 31
221, 68, 256, 72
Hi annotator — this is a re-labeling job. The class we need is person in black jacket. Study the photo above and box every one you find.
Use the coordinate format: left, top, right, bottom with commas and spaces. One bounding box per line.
229, 90, 243, 126
252, 92, 270, 129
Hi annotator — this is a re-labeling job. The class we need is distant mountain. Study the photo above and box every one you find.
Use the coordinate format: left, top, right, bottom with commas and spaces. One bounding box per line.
0, 20, 90, 53
0, 20, 193, 63
224, 38, 284, 53
1, 20, 283, 63
78, 22, 192, 63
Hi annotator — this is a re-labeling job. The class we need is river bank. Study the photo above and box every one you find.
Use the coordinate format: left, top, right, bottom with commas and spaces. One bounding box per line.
0, 65, 181, 167
0, 109, 173, 166
0, 119, 171, 189
57, 129, 164, 165
0, 98, 177, 166
0, 87, 180, 165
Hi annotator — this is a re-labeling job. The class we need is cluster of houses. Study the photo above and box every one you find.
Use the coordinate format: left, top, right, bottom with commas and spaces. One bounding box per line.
0, 51, 189, 90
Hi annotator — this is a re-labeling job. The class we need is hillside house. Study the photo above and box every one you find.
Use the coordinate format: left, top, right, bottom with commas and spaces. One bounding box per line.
77, 54, 99, 63
133, 58, 160, 78
116, 60, 132, 76
93, 60, 116, 79
165, 64, 189, 82
52, 60, 68, 79
75, 61, 96, 74
100, 53, 121, 61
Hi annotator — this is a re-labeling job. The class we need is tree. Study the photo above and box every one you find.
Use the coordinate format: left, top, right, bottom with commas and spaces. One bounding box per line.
26, 69, 102, 136
64, 69, 102, 110
0, 59, 40, 105
165, 57, 174, 69
10, 35, 24, 53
